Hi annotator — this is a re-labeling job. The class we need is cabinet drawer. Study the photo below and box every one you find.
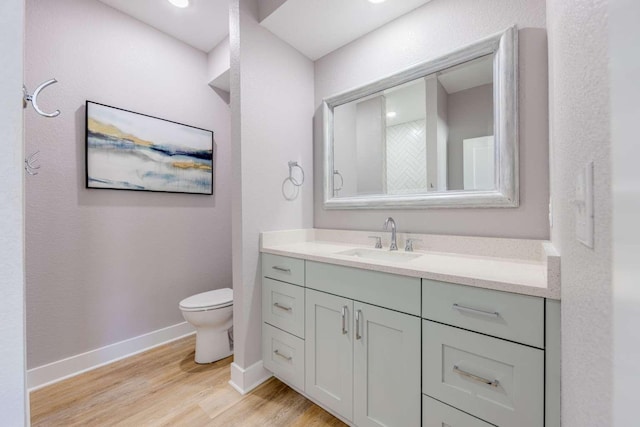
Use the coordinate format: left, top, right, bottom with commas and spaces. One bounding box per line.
422, 395, 493, 427
262, 253, 305, 286
306, 261, 420, 316
423, 320, 544, 427
262, 323, 304, 391
422, 279, 544, 348
263, 278, 305, 338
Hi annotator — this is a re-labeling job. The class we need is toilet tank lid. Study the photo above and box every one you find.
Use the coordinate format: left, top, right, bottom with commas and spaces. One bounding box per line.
179, 288, 233, 310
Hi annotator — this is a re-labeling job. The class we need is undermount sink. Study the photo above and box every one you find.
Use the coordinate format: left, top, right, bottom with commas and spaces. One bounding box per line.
336, 248, 422, 263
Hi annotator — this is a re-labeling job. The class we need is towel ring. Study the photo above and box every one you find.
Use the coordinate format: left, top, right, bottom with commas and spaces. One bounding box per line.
333, 170, 343, 191
288, 161, 304, 187
282, 176, 300, 201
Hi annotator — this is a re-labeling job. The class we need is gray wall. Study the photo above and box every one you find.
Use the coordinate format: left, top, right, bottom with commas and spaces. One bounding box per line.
547, 0, 612, 425
314, 0, 549, 239
0, 0, 27, 422
447, 83, 494, 190
230, 0, 314, 371
25, 0, 232, 368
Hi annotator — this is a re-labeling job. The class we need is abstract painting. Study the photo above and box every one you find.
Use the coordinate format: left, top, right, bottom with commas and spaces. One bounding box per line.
86, 101, 213, 195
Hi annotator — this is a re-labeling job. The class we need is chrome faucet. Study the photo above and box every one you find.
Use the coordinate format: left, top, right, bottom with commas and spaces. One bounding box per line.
384, 217, 398, 251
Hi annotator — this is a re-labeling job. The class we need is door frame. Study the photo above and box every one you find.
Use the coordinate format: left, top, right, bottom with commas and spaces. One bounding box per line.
0, 0, 28, 424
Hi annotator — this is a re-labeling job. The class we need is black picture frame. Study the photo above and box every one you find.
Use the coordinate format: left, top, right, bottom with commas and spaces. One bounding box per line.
85, 101, 214, 195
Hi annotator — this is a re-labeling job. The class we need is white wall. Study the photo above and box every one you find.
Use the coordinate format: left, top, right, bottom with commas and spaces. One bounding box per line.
230, 0, 314, 385
25, 0, 232, 369
208, 36, 230, 82
547, 0, 612, 425
0, 0, 28, 422
610, 0, 640, 424
314, 0, 549, 239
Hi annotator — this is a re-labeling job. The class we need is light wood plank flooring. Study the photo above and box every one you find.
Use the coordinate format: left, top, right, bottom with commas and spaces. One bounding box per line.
30, 335, 346, 426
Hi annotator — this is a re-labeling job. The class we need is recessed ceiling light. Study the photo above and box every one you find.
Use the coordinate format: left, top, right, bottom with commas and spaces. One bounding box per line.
387, 111, 397, 118
168, 0, 190, 8
368, 0, 387, 3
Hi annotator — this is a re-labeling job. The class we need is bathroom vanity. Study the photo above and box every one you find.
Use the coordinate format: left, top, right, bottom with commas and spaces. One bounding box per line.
260, 229, 560, 427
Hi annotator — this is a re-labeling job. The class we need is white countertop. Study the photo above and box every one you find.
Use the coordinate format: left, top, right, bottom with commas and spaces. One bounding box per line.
260, 229, 561, 300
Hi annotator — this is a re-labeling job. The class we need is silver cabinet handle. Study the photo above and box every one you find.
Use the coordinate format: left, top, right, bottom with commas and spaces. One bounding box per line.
452, 303, 499, 318
355, 309, 362, 340
453, 365, 499, 387
273, 349, 292, 361
341, 306, 348, 334
272, 266, 291, 273
273, 302, 292, 312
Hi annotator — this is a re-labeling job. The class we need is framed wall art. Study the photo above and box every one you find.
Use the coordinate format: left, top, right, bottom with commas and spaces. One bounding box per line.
85, 101, 213, 195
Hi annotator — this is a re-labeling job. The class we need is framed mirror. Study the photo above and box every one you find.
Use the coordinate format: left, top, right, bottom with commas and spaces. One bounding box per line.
323, 26, 518, 209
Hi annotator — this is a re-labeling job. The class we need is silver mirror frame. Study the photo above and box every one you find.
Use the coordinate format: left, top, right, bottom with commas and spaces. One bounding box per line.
323, 26, 518, 209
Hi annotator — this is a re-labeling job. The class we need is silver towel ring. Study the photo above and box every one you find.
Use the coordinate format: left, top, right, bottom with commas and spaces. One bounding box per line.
282, 176, 300, 201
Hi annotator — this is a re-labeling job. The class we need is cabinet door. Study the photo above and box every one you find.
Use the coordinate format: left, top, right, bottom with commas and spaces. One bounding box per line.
305, 289, 354, 422
354, 301, 421, 427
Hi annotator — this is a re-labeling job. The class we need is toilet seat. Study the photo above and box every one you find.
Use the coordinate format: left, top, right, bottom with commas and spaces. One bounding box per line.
179, 288, 233, 312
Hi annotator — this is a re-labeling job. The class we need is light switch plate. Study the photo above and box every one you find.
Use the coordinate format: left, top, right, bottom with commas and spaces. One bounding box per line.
575, 161, 594, 248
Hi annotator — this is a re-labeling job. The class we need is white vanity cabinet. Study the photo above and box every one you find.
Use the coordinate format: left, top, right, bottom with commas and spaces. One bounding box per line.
305, 262, 422, 426
261, 252, 560, 427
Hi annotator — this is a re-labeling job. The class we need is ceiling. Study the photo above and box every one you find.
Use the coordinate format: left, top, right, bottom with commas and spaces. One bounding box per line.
438, 54, 494, 95
97, 0, 229, 53
97, 0, 433, 60
261, 0, 434, 60
385, 80, 426, 126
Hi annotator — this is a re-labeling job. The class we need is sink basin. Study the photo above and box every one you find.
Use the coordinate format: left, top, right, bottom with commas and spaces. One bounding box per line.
336, 248, 422, 263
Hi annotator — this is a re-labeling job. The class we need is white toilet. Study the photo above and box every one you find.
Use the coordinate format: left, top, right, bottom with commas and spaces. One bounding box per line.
179, 288, 233, 364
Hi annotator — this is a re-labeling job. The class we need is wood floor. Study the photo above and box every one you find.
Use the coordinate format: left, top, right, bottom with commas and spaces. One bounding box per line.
30, 335, 346, 426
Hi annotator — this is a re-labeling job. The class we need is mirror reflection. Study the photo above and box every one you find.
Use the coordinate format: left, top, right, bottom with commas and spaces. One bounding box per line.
332, 54, 495, 198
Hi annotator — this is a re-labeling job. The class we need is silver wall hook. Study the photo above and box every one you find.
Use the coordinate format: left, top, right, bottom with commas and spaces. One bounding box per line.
25, 151, 41, 176
24, 78, 60, 118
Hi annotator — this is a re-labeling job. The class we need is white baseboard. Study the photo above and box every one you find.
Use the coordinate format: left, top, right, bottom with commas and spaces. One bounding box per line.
229, 360, 272, 395
27, 322, 195, 391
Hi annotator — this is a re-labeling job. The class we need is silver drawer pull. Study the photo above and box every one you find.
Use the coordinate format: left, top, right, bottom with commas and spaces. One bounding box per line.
452, 303, 500, 318
453, 365, 499, 387
341, 306, 348, 335
273, 349, 292, 361
273, 302, 292, 312
272, 266, 291, 273
355, 309, 362, 340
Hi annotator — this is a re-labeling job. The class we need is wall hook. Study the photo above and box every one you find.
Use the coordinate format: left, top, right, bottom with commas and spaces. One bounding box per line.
23, 78, 60, 118
25, 151, 41, 176
287, 161, 305, 187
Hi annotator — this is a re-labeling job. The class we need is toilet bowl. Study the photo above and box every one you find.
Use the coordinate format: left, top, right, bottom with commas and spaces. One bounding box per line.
179, 288, 233, 364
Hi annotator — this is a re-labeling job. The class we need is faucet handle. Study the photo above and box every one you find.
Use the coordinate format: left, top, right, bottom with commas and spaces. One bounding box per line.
404, 238, 422, 252
368, 236, 383, 249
